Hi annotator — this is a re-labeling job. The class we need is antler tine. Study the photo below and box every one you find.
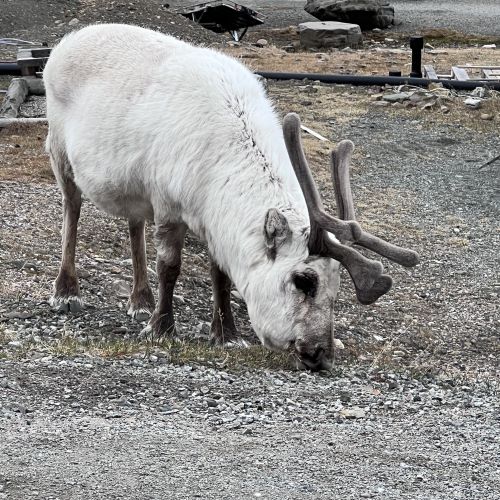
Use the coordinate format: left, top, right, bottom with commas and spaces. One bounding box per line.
331, 140, 356, 222
283, 113, 392, 303
282, 112, 417, 304
327, 142, 420, 268
282, 113, 324, 251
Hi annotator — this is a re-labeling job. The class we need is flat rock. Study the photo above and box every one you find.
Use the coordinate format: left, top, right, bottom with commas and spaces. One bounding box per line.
299, 21, 363, 49
383, 92, 411, 103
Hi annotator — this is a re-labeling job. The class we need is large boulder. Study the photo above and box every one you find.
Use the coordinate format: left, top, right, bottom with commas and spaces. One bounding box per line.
299, 21, 362, 49
304, 0, 395, 30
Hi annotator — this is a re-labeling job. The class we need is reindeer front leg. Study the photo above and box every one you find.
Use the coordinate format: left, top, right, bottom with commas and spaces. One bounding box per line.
144, 222, 186, 338
50, 168, 84, 313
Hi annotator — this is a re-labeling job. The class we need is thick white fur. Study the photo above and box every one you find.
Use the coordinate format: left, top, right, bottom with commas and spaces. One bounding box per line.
44, 24, 321, 349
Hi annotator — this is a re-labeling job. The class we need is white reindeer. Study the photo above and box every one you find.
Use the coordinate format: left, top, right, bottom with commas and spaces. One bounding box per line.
44, 24, 418, 370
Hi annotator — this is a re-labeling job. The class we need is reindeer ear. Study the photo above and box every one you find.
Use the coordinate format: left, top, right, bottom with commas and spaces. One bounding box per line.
264, 208, 291, 259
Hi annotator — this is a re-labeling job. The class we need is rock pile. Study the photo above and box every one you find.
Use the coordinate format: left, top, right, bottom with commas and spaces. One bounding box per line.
305, 0, 395, 30
370, 85, 498, 117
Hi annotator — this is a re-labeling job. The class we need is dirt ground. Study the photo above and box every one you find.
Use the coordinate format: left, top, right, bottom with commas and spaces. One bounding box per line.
1, 2, 499, 499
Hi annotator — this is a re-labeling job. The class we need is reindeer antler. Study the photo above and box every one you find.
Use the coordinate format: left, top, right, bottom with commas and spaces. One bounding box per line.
283, 113, 419, 305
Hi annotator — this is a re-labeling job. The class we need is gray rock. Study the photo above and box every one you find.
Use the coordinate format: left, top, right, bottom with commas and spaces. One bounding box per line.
340, 407, 366, 419
383, 92, 411, 103
299, 21, 363, 49
305, 0, 394, 30
464, 97, 482, 109
371, 100, 390, 107
111, 279, 130, 299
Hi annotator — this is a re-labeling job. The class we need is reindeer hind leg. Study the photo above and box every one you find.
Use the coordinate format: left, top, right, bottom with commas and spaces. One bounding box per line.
127, 219, 155, 322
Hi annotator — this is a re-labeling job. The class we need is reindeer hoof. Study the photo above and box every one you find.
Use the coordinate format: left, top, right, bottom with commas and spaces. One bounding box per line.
223, 338, 251, 349
210, 333, 249, 349
49, 295, 84, 313
127, 306, 152, 322
127, 289, 155, 322
139, 315, 179, 341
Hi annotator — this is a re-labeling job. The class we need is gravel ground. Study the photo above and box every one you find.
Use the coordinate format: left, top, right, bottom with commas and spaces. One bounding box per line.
1, 81, 499, 497
239, 1, 500, 36
1, 2, 499, 498
0, 358, 498, 500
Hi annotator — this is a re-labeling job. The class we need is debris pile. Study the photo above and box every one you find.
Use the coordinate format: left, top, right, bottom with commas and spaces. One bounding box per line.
370, 84, 499, 118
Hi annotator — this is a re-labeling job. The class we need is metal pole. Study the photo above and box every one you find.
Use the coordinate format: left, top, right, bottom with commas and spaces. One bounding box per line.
410, 36, 424, 78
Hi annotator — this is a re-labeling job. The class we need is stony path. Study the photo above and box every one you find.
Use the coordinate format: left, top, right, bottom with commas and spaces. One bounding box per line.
1, 359, 498, 500
244, 0, 500, 36
1, 94, 499, 498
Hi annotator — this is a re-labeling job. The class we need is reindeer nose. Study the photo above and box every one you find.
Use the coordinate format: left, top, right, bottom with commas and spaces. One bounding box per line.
296, 342, 325, 371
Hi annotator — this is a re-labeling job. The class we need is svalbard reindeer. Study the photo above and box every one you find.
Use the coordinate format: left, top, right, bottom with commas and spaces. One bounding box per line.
44, 24, 418, 370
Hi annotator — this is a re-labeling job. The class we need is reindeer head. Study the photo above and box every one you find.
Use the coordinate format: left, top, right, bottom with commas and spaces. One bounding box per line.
245, 113, 419, 371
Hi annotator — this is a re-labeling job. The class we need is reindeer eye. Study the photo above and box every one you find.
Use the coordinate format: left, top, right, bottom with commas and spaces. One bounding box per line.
292, 271, 318, 298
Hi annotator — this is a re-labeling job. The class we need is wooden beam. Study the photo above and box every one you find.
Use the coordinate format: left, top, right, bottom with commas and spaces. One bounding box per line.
423, 64, 438, 80
482, 69, 500, 80
0, 78, 29, 118
0, 117, 47, 129
456, 65, 500, 70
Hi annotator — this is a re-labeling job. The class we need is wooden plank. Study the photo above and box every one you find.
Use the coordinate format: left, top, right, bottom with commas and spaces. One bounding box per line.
300, 125, 329, 142
16, 56, 48, 68
0, 117, 47, 129
17, 48, 33, 59
482, 69, 500, 80
456, 65, 500, 70
423, 64, 438, 79
452, 66, 470, 81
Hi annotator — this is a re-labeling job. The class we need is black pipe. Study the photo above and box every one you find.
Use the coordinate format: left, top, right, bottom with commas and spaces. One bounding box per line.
2, 61, 499, 91
0, 62, 22, 76
255, 71, 500, 91
410, 36, 424, 78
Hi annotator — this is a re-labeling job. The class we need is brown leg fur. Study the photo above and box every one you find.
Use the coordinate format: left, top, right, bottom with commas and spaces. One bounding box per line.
127, 219, 155, 321
210, 260, 239, 345
145, 223, 186, 338
50, 152, 83, 313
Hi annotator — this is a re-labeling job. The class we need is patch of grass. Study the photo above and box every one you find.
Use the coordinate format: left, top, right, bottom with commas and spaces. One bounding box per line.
419, 28, 500, 47
226, 44, 500, 80
10, 333, 295, 371
0, 123, 53, 183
